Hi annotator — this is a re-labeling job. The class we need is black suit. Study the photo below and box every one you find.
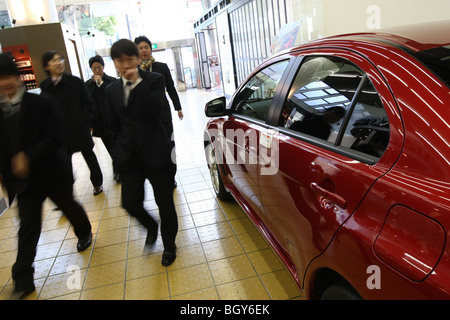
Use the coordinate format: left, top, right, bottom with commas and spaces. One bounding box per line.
105, 69, 177, 249
40, 73, 103, 188
151, 61, 182, 113
85, 73, 116, 139
85, 73, 118, 175
148, 62, 182, 180
0, 91, 91, 291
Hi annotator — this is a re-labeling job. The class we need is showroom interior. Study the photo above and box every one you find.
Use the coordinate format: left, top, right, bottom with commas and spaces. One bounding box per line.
0, 0, 450, 301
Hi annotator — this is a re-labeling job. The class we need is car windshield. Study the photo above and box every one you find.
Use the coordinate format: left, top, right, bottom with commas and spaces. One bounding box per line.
412, 45, 450, 88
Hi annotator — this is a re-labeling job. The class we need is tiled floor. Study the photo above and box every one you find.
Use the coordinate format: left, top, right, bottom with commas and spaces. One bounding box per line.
0, 88, 301, 300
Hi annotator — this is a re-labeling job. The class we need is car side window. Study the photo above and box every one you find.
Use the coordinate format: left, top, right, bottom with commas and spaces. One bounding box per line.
233, 60, 290, 122
279, 56, 390, 161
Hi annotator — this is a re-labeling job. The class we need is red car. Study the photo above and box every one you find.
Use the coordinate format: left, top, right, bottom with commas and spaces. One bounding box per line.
203, 20, 450, 299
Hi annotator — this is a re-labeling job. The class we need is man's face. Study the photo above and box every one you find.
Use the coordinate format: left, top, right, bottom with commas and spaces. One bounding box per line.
91, 62, 104, 76
113, 54, 140, 80
137, 41, 152, 60
45, 54, 66, 77
0, 74, 20, 99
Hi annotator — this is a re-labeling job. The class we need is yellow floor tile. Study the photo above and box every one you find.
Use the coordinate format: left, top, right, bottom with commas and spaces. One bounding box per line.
50, 251, 91, 276
38, 228, 68, 246
216, 277, 271, 300
168, 263, 214, 296
40, 269, 87, 299
238, 231, 269, 253
175, 228, 200, 248
196, 221, 234, 242
0, 251, 17, 269
247, 248, 285, 275
80, 282, 124, 300
34, 258, 55, 279
126, 254, 166, 280
41, 216, 71, 232
171, 287, 219, 300
83, 260, 126, 290
97, 216, 129, 233
188, 199, 220, 215
260, 270, 302, 300
125, 273, 169, 300
229, 217, 257, 235
89, 243, 127, 267
202, 236, 244, 261
94, 228, 129, 248
209, 254, 256, 285
0, 238, 17, 254
0, 267, 11, 288
35, 241, 62, 261
166, 244, 206, 270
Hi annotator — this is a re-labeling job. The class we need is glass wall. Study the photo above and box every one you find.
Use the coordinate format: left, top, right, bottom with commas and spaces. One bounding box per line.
229, 0, 288, 86
55, 0, 203, 79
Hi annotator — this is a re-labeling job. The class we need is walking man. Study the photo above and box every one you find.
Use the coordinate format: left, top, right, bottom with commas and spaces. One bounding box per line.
105, 39, 178, 266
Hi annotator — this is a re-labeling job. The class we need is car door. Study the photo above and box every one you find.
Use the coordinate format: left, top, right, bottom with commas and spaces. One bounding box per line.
222, 59, 292, 221
258, 52, 403, 278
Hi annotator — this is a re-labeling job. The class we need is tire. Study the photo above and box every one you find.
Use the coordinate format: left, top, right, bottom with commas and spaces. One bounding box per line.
205, 141, 232, 201
321, 280, 362, 300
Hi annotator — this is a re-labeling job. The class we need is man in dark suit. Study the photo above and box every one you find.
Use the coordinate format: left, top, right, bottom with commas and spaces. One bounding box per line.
134, 36, 183, 188
85, 55, 119, 181
0, 53, 92, 298
40, 51, 104, 195
105, 39, 178, 266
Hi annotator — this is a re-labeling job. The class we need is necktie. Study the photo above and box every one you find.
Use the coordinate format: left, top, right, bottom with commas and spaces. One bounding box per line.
124, 81, 133, 106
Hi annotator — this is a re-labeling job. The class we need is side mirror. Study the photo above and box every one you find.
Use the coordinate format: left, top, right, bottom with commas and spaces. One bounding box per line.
205, 96, 228, 117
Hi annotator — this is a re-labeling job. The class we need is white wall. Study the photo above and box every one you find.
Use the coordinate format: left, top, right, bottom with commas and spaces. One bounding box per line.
5, 0, 59, 26
288, 0, 450, 44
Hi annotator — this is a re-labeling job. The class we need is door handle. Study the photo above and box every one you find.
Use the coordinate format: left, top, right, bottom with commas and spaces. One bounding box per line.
310, 182, 347, 209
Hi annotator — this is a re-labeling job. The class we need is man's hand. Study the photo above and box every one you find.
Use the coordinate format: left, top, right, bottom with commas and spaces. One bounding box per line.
12, 151, 30, 179
123, 68, 140, 83
93, 74, 103, 85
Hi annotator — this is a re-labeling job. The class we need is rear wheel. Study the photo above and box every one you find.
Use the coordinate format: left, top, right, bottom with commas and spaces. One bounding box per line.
321, 280, 362, 300
205, 142, 232, 201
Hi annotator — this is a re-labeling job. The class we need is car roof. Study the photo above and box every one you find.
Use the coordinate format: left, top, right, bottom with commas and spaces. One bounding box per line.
296, 20, 450, 53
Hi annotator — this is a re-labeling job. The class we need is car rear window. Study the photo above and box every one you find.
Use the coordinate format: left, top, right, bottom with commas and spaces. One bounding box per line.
412, 45, 450, 88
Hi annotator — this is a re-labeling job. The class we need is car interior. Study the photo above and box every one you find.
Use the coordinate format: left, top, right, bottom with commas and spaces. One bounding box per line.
234, 61, 290, 121
280, 56, 390, 159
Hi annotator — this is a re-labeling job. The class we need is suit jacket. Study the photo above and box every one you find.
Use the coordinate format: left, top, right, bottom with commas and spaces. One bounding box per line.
40, 72, 94, 153
151, 62, 182, 112
0, 92, 73, 204
105, 69, 172, 172
85, 73, 116, 137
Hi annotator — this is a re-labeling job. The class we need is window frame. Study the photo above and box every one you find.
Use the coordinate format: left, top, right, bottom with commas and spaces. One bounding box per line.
229, 57, 296, 126
272, 53, 392, 165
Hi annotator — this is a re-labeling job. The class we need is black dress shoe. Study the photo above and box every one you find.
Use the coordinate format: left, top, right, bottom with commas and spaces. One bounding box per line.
77, 232, 92, 252
11, 282, 35, 300
93, 186, 103, 196
161, 245, 177, 266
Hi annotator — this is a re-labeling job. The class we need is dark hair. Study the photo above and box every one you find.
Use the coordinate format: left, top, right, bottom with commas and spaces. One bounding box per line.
89, 55, 105, 68
134, 35, 152, 48
42, 50, 65, 75
110, 39, 140, 59
0, 52, 19, 76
